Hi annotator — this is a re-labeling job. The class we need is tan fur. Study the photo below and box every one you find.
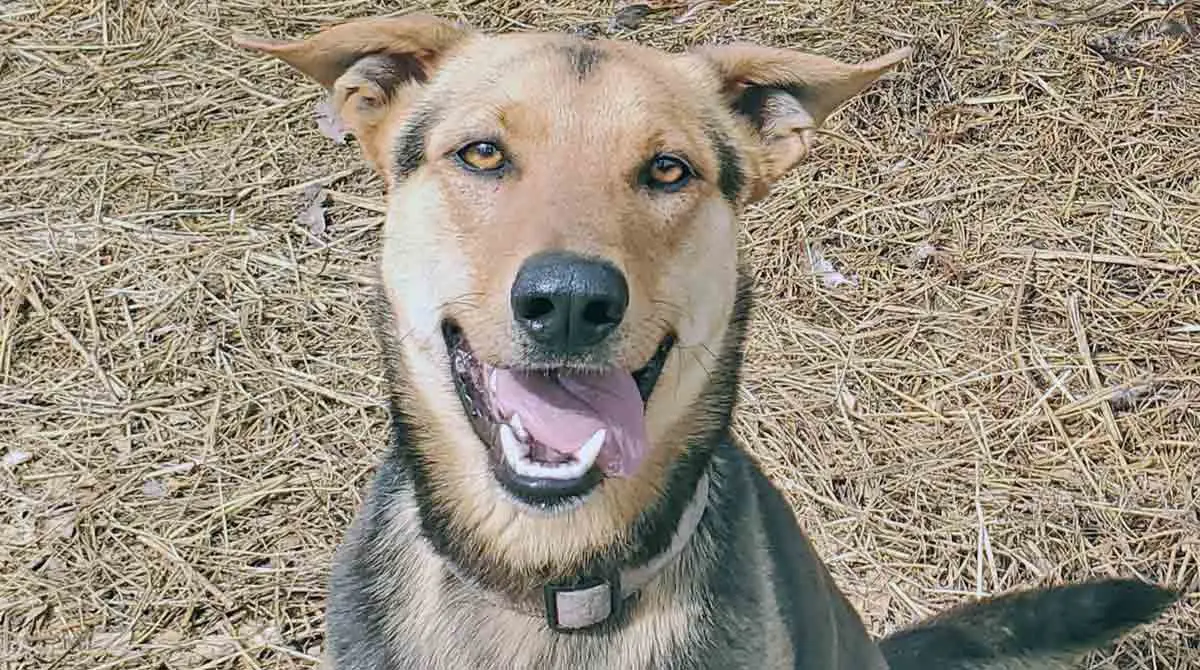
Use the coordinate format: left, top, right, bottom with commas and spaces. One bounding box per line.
242, 17, 898, 579
242, 14, 912, 669
240, 9, 903, 586
239, 15, 1176, 670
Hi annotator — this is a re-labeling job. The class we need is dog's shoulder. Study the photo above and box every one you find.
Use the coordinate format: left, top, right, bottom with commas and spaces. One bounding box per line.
724, 445, 888, 669
324, 457, 417, 668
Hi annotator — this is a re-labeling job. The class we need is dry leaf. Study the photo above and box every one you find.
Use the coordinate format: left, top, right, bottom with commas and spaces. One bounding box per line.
3, 449, 32, 468
674, 0, 734, 24
43, 509, 77, 540
807, 245, 859, 289
34, 555, 68, 578
611, 4, 654, 30
0, 509, 36, 547
1109, 383, 1155, 413
612, 0, 733, 26
313, 98, 350, 145
90, 629, 134, 658
188, 635, 238, 661
298, 184, 330, 239
142, 479, 169, 499
839, 389, 859, 414
237, 622, 283, 648
569, 22, 604, 39
909, 242, 938, 267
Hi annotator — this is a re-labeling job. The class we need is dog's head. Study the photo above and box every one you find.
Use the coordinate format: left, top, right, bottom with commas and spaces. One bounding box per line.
239, 15, 906, 578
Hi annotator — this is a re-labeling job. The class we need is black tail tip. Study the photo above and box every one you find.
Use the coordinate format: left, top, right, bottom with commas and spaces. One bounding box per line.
1078, 578, 1181, 632
878, 577, 1181, 670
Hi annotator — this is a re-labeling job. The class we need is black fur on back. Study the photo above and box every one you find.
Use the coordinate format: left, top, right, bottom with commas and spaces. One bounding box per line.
879, 578, 1180, 670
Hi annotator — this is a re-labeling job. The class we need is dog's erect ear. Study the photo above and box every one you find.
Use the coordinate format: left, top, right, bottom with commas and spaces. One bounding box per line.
235, 14, 469, 174
697, 43, 910, 197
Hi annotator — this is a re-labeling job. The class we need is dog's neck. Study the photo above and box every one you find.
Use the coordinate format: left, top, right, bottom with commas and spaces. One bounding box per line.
440, 471, 712, 632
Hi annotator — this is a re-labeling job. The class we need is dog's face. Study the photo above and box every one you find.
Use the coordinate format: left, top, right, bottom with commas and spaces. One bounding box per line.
239, 15, 906, 572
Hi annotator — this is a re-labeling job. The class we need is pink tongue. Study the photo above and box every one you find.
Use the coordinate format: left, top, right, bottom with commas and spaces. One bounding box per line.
489, 367, 647, 477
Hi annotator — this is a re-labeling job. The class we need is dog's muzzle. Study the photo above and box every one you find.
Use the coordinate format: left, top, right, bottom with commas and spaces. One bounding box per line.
444, 251, 675, 507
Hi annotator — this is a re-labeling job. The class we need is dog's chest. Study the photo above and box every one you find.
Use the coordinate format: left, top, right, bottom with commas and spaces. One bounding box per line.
384, 571, 703, 669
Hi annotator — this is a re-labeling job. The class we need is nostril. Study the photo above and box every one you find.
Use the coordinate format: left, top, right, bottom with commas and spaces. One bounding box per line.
581, 299, 620, 327
519, 296, 556, 321
510, 251, 628, 350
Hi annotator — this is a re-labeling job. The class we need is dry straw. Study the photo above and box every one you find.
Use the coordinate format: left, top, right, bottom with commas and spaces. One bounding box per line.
2, 1, 1196, 667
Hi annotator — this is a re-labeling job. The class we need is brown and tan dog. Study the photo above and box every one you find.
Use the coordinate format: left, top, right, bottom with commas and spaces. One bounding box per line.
237, 14, 1178, 670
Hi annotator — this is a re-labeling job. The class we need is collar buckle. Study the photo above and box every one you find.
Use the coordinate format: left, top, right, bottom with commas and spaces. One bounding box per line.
543, 573, 622, 632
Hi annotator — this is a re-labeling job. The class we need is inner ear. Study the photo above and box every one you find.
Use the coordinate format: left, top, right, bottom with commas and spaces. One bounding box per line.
318, 53, 432, 172
697, 43, 911, 191
733, 84, 816, 137
338, 52, 431, 108
730, 84, 822, 186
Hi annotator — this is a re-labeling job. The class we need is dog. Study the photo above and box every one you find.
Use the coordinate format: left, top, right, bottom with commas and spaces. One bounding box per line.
236, 14, 1179, 669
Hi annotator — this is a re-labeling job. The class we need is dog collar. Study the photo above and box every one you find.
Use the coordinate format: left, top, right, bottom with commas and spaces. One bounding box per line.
542, 472, 711, 632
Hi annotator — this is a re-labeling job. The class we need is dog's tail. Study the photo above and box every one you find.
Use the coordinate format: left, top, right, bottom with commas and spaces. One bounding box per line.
878, 578, 1179, 670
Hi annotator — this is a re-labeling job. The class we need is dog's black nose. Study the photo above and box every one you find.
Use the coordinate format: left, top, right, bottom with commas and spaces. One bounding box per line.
511, 252, 628, 352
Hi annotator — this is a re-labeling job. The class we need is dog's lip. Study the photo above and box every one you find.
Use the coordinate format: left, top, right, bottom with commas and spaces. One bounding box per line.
441, 321, 674, 507
440, 321, 674, 400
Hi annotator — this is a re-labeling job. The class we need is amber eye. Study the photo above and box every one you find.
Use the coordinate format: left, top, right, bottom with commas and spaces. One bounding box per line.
456, 141, 507, 172
645, 154, 693, 191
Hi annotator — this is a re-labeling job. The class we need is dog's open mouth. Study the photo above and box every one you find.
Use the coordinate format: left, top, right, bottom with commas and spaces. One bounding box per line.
443, 322, 674, 505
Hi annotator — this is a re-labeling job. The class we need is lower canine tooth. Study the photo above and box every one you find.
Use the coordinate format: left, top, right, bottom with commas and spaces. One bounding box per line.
499, 424, 526, 466
510, 413, 528, 441
576, 428, 606, 468
509, 428, 607, 481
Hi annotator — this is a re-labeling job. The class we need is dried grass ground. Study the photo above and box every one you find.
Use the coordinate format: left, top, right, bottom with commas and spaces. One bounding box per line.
2, 1, 1198, 668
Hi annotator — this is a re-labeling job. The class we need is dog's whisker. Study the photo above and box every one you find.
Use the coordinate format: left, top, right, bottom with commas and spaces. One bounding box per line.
437, 292, 486, 312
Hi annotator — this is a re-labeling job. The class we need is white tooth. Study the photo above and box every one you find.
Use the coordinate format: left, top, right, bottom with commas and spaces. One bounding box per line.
515, 456, 589, 481
556, 459, 592, 480
515, 459, 571, 479
499, 424, 526, 467
508, 428, 608, 481
510, 413, 528, 441
489, 369, 498, 394
575, 429, 606, 470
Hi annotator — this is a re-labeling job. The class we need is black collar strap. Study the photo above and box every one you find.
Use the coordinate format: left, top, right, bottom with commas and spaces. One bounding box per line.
542, 472, 711, 632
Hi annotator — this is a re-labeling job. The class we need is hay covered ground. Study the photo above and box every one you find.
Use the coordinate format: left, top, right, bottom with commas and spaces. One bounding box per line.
2, 0, 1197, 667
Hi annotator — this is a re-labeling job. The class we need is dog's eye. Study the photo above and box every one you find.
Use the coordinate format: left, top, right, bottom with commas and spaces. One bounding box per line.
645, 154, 693, 191
456, 142, 507, 172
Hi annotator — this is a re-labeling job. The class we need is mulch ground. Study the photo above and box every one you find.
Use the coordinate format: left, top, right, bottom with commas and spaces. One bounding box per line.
2, 1, 1197, 667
